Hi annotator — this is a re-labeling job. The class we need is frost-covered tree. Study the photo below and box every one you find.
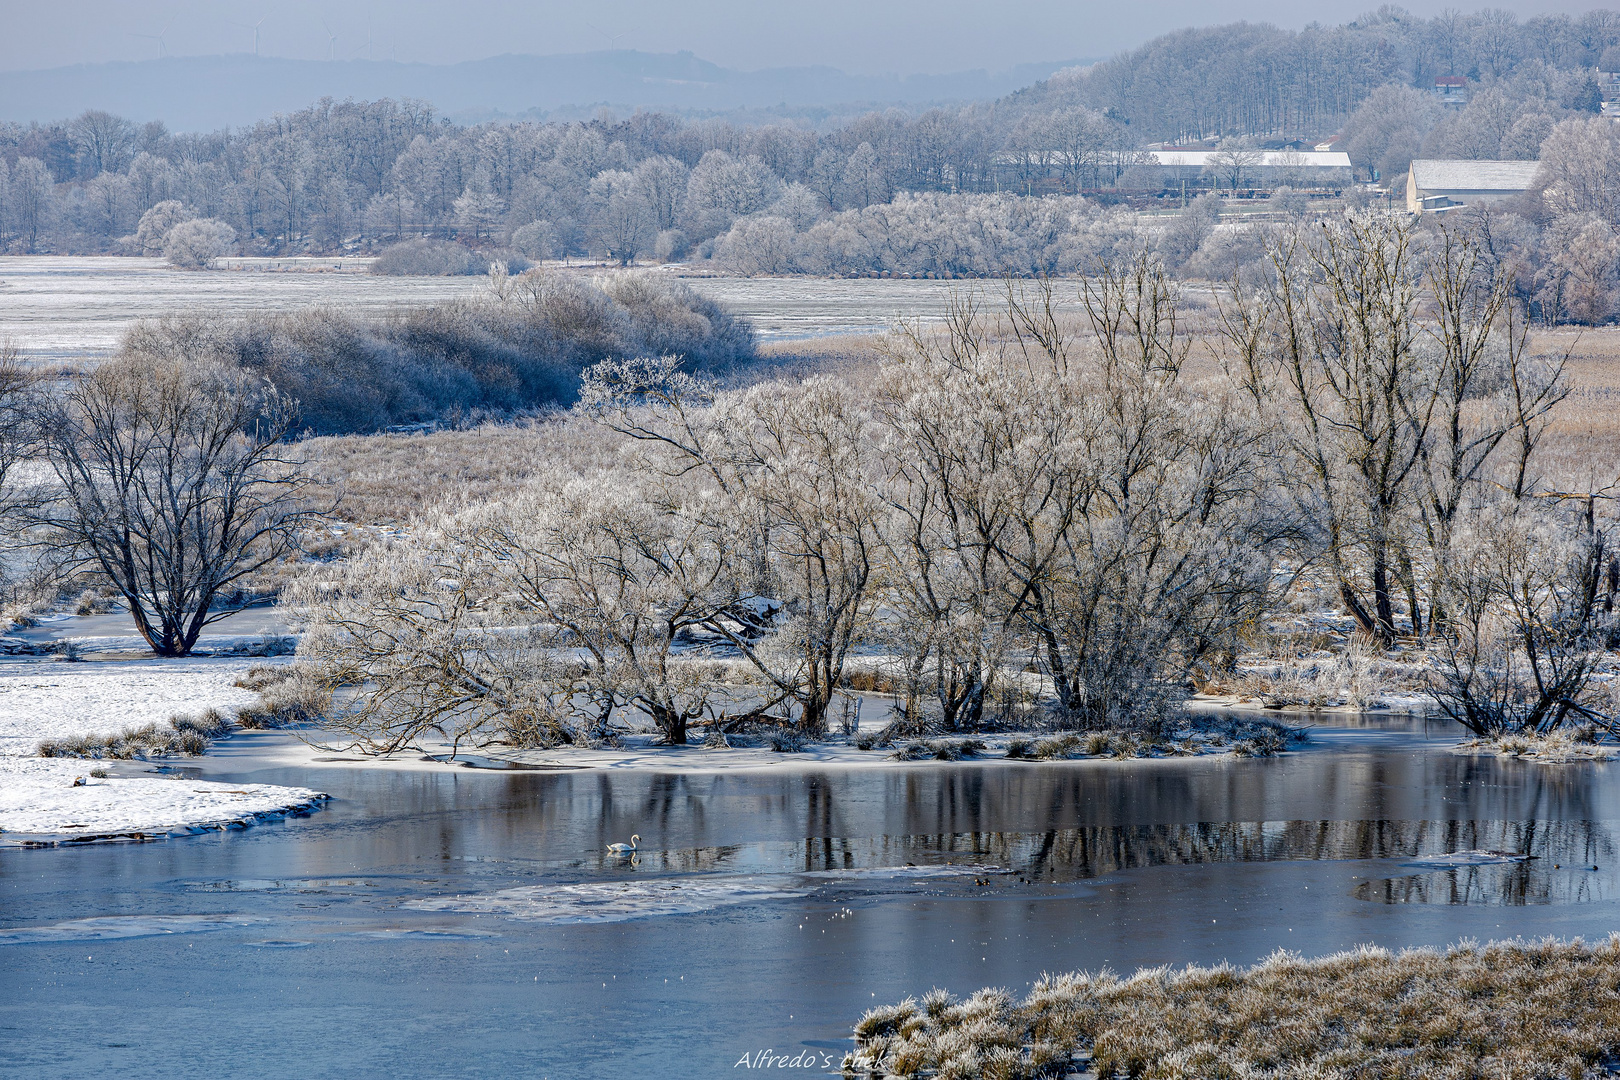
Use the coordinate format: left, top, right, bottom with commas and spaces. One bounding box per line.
583, 356, 883, 735
1342, 84, 1442, 182
163, 218, 236, 269
1535, 212, 1620, 324
68, 110, 137, 178
9, 157, 54, 253
587, 170, 655, 265
682, 150, 784, 240
1537, 115, 1620, 228
133, 200, 192, 256
714, 215, 798, 275
631, 154, 690, 232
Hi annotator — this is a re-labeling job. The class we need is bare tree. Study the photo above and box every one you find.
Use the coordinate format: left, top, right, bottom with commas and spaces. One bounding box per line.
1204, 136, 1263, 192
1224, 213, 1433, 644
35, 357, 316, 657
1431, 498, 1616, 736
582, 356, 882, 735
291, 528, 581, 756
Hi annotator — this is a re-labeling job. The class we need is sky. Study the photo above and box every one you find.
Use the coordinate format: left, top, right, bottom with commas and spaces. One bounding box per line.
1, 0, 1613, 75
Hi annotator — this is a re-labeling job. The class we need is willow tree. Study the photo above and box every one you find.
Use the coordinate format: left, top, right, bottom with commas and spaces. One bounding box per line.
36, 356, 315, 657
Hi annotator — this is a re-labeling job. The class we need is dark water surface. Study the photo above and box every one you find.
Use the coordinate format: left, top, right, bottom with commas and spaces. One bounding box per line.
4, 720, 1620, 1078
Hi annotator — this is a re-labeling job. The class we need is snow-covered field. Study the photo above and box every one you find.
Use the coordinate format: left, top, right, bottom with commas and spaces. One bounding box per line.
0, 255, 1005, 362
0, 656, 326, 843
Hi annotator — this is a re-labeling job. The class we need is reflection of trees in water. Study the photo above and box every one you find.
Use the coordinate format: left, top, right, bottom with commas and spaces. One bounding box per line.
1355, 862, 1612, 906
456, 753, 1619, 883
560, 819, 1617, 897
953, 818, 1617, 882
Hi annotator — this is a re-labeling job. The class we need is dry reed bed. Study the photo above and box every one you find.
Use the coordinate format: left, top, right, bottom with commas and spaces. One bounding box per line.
845, 936, 1620, 1079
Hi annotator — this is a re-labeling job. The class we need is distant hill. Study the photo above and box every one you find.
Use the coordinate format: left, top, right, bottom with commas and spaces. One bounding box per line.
0, 51, 1091, 130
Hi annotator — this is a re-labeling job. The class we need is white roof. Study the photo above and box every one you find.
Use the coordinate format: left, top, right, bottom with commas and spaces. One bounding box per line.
1409, 159, 1541, 192
1149, 150, 1352, 168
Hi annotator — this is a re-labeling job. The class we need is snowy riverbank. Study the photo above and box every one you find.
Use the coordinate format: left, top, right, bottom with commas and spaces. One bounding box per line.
0, 656, 327, 844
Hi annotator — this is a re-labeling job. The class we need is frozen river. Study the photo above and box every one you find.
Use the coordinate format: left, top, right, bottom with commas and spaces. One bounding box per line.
4, 716, 1617, 1078
0, 257, 1038, 362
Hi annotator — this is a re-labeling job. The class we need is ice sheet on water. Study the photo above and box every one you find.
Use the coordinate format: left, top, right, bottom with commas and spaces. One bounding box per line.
243, 940, 315, 949
404, 877, 807, 925
0, 913, 270, 944
800, 863, 1010, 880
351, 927, 502, 939
1402, 850, 1534, 868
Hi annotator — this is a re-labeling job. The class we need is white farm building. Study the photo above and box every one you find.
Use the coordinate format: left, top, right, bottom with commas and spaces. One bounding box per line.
1405, 159, 1541, 213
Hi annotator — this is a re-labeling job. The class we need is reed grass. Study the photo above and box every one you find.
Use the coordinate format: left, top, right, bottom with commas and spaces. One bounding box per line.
37, 708, 232, 759
846, 935, 1620, 1079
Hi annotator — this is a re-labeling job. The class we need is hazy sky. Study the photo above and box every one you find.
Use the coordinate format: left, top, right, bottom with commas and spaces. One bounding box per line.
2, 0, 1611, 74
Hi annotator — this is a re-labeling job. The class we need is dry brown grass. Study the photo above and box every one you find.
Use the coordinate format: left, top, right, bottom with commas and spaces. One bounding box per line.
296, 324, 1620, 540
1533, 328, 1620, 495
846, 935, 1620, 1079
299, 338, 889, 525
301, 413, 617, 525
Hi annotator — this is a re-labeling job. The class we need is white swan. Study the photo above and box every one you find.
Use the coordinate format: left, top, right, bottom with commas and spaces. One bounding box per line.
607, 834, 640, 854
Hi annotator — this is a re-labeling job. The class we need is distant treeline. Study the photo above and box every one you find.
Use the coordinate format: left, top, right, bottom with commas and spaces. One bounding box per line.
122, 271, 755, 434
0, 8, 1619, 262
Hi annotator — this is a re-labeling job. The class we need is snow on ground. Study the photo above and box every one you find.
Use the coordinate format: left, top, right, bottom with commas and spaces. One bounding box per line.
0, 656, 326, 842
0, 755, 326, 840
0, 657, 263, 755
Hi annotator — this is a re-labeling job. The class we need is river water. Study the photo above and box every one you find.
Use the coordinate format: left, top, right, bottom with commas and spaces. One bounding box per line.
4, 718, 1619, 1078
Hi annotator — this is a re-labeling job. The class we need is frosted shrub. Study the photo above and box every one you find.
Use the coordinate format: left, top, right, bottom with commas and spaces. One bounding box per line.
370, 238, 482, 276
509, 219, 557, 260
119, 269, 756, 435
163, 218, 235, 269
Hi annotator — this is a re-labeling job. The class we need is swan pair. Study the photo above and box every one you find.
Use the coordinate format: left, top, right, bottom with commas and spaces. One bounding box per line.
607, 834, 640, 854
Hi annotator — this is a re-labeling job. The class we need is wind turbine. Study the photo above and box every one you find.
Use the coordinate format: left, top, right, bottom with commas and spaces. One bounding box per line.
358, 12, 373, 61
586, 22, 632, 49
228, 16, 268, 57
321, 19, 338, 61
130, 18, 175, 59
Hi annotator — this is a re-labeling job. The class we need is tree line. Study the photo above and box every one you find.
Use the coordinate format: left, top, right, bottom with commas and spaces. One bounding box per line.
5, 8, 1620, 264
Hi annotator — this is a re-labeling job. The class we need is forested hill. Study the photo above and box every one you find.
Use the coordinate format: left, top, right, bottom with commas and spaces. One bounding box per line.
1002, 10, 1620, 142
0, 52, 1083, 132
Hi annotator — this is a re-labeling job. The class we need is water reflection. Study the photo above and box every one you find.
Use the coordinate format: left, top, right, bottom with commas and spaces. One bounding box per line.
1357, 860, 1613, 905
544, 816, 1618, 909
